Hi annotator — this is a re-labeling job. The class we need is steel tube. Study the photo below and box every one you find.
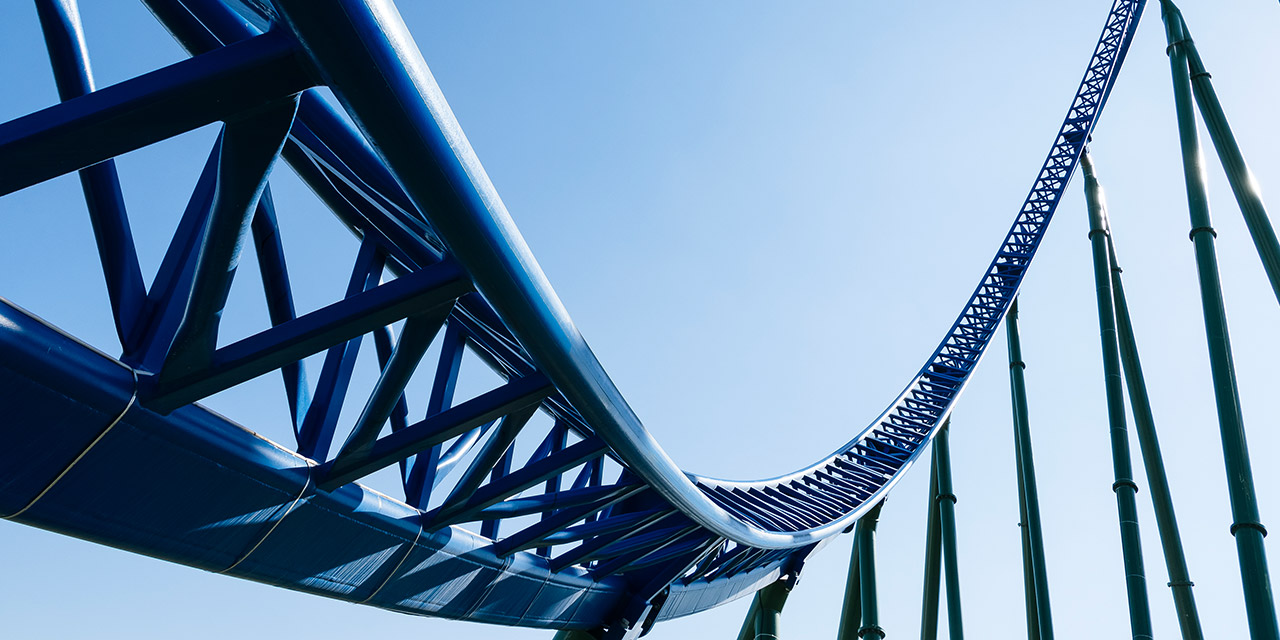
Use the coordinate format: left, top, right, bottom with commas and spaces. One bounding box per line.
1160, 3, 1279, 637
1181, 33, 1280, 307
35, 0, 147, 350
1007, 299, 1055, 640
753, 580, 790, 640
1087, 151, 1205, 640
920, 458, 942, 640
838, 529, 863, 640
857, 502, 886, 640
933, 421, 965, 640
266, 0, 1150, 550
1015, 440, 1040, 640
1083, 150, 1153, 640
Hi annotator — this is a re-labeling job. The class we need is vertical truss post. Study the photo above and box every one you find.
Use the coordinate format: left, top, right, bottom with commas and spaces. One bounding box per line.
35, 0, 146, 350
1085, 151, 1205, 639
919, 457, 942, 640
1007, 298, 1055, 640
1161, 4, 1279, 637
933, 420, 965, 640
250, 191, 310, 430
161, 96, 300, 377
1082, 149, 1153, 640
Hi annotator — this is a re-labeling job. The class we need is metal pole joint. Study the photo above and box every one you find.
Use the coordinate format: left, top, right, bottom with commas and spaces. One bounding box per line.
1230, 522, 1268, 538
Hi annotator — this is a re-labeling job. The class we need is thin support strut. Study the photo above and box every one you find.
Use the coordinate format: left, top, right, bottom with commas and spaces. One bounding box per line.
1007, 298, 1055, 640
1083, 150, 1205, 639
1083, 149, 1153, 640
1161, 3, 1279, 638
920, 457, 942, 640
933, 420, 965, 640
838, 517, 864, 640
854, 501, 887, 640
35, 0, 146, 350
1182, 23, 1280, 306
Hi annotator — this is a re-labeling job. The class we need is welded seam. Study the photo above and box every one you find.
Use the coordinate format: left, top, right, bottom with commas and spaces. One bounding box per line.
219, 462, 315, 574
357, 515, 426, 604
2, 368, 139, 520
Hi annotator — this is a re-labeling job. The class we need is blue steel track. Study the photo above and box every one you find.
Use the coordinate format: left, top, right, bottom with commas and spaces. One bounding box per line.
0, 0, 1144, 635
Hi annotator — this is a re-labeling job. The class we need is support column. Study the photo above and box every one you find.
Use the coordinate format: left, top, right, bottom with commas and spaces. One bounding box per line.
858, 501, 886, 640
920, 459, 942, 640
1007, 298, 1055, 640
1015, 437, 1040, 640
1183, 34, 1280, 306
1161, 3, 1279, 638
838, 523, 863, 640
1082, 150, 1153, 640
1084, 150, 1205, 640
755, 580, 790, 640
735, 578, 792, 640
934, 421, 965, 640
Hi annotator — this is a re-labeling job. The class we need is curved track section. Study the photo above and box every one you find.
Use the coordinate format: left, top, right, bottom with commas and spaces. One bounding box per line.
0, 0, 1144, 632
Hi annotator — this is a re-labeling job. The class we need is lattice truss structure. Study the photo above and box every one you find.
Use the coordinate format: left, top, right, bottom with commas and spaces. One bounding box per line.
0, 0, 1144, 636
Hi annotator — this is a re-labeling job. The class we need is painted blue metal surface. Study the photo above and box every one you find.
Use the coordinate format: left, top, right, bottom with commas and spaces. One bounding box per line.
0, 0, 1146, 634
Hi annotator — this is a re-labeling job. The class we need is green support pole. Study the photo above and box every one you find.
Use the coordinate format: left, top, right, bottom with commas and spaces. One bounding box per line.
736, 592, 764, 640
1181, 29, 1280, 306
1082, 149, 1154, 640
920, 459, 942, 640
839, 501, 887, 640
1085, 150, 1206, 640
1161, 4, 1280, 638
853, 501, 887, 640
757, 580, 791, 640
736, 578, 793, 640
1007, 298, 1055, 640
933, 420, 965, 640
1015, 441, 1041, 640
837, 529, 863, 640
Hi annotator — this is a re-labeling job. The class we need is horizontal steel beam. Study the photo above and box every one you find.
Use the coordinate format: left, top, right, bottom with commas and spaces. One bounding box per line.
145, 260, 471, 412
0, 30, 315, 196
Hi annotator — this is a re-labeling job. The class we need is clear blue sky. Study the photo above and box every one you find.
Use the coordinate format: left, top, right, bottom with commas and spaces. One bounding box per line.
2, 1, 1279, 638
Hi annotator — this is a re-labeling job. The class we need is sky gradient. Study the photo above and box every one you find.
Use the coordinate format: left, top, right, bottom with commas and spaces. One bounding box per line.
2, 1, 1279, 638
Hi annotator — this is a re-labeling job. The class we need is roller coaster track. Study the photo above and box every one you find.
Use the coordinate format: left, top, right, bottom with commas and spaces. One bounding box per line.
0, 0, 1144, 634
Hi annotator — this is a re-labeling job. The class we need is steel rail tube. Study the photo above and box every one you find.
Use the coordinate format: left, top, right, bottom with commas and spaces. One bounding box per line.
266, 0, 1148, 550
267, 0, 804, 549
